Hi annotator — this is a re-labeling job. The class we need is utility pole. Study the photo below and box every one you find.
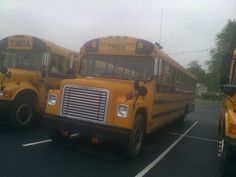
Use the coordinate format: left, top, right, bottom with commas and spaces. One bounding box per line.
159, 9, 163, 45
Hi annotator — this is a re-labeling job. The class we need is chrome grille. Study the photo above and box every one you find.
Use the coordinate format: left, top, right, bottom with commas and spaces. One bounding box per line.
61, 85, 109, 123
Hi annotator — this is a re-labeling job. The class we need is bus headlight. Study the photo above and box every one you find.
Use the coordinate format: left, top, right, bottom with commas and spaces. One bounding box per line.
117, 104, 129, 118
0, 90, 13, 98
48, 94, 57, 106
229, 124, 236, 135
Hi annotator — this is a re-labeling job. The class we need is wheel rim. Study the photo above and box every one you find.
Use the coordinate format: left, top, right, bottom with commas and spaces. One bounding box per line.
16, 104, 32, 125
133, 125, 144, 153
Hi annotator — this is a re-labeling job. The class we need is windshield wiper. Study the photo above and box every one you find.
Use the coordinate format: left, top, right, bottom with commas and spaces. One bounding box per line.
224, 94, 236, 112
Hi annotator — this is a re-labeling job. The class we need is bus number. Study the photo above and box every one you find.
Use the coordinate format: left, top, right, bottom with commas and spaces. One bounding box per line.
108, 43, 125, 51
8, 36, 33, 49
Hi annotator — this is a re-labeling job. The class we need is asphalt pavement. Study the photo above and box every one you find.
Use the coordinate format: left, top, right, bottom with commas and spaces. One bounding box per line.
0, 101, 225, 177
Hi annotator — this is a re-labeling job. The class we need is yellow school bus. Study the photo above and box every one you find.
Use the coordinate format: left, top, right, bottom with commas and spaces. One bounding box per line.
44, 36, 196, 157
0, 35, 79, 128
219, 49, 236, 175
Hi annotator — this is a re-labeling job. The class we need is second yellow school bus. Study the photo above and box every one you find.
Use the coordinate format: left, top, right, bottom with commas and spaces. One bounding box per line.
44, 36, 196, 157
0, 35, 80, 128
219, 49, 236, 175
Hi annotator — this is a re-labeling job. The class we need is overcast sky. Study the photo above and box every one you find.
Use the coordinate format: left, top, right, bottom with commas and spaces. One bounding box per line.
0, 0, 235, 68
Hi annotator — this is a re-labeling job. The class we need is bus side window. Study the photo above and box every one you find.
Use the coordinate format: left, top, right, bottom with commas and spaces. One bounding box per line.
49, 54, 65, 74
58, 55, 65, 73
157, 59, 163, 83
154, 58, 160, 78
163, 62, 171, 84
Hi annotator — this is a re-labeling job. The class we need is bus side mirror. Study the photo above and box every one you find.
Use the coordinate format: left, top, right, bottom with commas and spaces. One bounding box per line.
221, 84, 236, 96
0, 67, 8, 74
41, 70, 46, 78
133, 80, 148, 96
220, 55, 232, 85
139, 86, 148, 96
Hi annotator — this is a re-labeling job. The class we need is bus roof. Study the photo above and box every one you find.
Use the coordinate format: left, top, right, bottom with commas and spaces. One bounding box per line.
156, 48, 196, 80
0, 34, 75, 56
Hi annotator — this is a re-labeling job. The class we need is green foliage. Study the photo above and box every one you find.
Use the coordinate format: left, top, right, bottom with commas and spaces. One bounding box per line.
207, 19, 236, 91
187, 60, 206, 84
201, 92, 221, 100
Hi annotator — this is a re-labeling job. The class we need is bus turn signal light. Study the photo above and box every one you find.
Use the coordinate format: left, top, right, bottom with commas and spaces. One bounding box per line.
229, 124, 236, 135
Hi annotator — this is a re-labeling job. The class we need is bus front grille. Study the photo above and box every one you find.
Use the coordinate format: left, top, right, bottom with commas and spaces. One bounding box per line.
61, 85, 109, 123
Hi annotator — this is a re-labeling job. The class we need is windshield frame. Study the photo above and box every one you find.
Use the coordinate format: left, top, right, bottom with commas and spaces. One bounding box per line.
79, 54, 155, 82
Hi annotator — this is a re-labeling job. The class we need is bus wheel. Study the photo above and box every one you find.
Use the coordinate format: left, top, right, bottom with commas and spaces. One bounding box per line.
178, 107, 188, 126
219, 139, 234, 177
47, 128, 70, 144
10, 97, 36, 128
127, 114, 145, 158
219, 139, 227, 176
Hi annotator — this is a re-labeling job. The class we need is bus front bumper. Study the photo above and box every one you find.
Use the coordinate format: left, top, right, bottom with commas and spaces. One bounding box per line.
0, 100, 13, 116
224, 137, 236, 156
43, 113, 130, 144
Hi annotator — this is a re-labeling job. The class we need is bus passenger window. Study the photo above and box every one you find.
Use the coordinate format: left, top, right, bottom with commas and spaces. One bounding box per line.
50, 54, 65, 73
163, 63, 171, 84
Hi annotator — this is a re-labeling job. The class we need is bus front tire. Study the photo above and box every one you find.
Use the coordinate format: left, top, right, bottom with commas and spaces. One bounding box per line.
126, 114, 145, 158
178, 107, 188, 126
10, 97, 36, 128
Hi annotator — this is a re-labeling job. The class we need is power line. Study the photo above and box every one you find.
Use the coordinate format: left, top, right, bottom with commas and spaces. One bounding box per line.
168, 48, 210, 55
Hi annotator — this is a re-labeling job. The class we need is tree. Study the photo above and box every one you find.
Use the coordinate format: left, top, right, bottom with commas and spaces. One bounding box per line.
207, 20, 236, 91
187, 60, 206, 84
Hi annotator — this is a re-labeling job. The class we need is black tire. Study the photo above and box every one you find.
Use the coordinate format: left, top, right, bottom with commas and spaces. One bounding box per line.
219, 140, 227, 177
10, 97, 36, 128
126, 114, 145, 158
47, 128, 70, 144
178, 107, 188, 126
219, 140, 234, 177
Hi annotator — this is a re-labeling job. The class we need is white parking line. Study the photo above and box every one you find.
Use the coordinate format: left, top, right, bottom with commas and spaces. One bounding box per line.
22, 133, 79, 147
22, 139, 52, 147
135, 121, 198, 177
165, 132, 219, 143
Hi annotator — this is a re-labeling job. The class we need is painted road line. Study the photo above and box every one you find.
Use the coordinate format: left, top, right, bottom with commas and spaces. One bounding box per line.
22, 133, 79, 147
22, 139, 52, 147
165, 131, 218, 143
135, 121, 198, 177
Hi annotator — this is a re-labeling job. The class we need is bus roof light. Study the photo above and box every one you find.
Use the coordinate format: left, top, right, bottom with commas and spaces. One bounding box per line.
135, 40, 154, 55
84, 39, 98, 52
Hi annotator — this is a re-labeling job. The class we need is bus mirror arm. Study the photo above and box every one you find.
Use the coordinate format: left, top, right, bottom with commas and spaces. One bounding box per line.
224, 94, 236, 112
40, 70, 49, 90
0, 74, 6, 91
133, 80, 148, 108
41, 70, 46, 78
0, 67, 10, 90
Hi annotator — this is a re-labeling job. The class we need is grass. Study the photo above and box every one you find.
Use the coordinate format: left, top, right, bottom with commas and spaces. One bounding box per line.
195, 98, 221, 107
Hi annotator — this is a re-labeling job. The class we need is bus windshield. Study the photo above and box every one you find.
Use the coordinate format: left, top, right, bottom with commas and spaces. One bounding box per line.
0, 50, 44, 70
80, 55, 154, 81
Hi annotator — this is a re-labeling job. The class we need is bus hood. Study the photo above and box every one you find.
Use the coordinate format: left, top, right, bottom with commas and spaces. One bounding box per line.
0, 68, 41, 89
60, 77, 136, 98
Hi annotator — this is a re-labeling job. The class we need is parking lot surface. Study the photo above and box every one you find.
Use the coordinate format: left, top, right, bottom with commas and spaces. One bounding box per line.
0, 102, 222, 177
